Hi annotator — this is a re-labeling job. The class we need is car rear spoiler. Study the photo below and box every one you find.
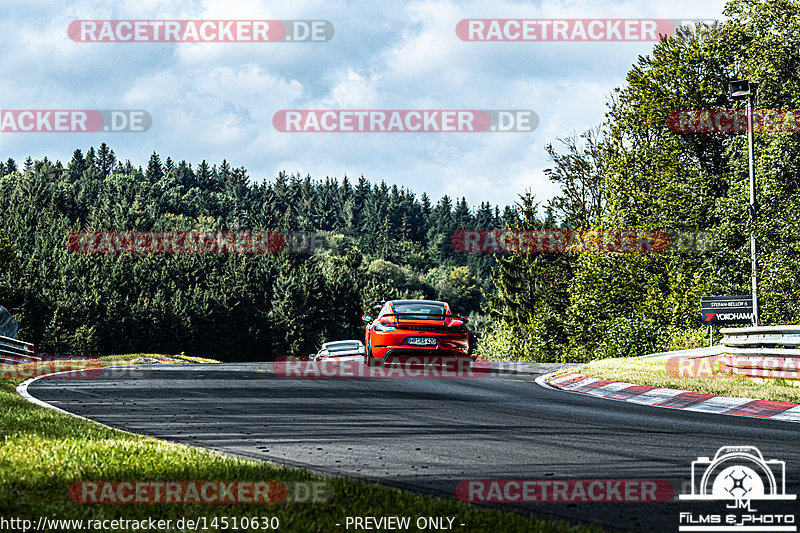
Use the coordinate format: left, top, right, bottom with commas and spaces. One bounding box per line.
380, 313, 469, 323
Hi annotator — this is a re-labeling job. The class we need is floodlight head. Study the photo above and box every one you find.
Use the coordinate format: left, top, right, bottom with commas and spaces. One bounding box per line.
728, 80, 758, 100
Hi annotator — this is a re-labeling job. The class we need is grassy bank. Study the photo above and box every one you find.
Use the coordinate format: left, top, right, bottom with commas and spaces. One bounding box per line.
100, 353, 221, 365
1, 354, 597, 533
571, 357, 800, 403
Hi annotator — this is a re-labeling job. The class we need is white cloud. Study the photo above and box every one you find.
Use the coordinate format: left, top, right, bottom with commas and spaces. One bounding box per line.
0, 0, 730, 208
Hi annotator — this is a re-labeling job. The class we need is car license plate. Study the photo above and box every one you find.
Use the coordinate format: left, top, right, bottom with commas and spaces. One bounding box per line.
408, 337, 436, 346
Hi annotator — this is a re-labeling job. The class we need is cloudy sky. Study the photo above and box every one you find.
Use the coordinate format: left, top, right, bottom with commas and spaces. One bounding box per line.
0, 0, 728, 209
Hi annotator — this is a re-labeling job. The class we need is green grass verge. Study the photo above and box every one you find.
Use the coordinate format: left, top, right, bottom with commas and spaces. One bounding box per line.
571, 358, 800, 403
0, 355, 598, 533
100, 353, 221, 365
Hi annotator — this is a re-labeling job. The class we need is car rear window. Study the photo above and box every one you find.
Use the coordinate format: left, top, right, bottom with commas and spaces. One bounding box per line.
327, 342, 361, 351
391, 303, 446, 318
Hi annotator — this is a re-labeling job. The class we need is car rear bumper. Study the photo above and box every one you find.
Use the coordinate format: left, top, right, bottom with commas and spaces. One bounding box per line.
369, 327, 469, 360
373, 346, 470, 362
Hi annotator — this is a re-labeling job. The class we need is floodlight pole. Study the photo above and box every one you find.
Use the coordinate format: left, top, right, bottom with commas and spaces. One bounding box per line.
730, 80, 760, 327
745, 91, 759, 327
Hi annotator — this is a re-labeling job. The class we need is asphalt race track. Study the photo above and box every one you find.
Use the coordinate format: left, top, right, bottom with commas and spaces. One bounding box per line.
25, 363, 800, 532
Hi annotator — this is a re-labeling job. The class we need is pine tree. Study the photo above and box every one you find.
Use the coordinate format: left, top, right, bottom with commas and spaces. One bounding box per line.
453, 197, 472, 230
196, 160, 211, 189
84, 148, 96, 176
97, 143, 116, 178
145, 152, 163, 182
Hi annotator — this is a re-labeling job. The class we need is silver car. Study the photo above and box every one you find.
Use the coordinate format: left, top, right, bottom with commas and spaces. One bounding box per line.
310, 340, 366, 361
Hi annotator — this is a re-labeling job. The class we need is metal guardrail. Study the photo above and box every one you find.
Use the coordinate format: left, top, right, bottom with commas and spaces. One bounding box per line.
0, 334, 38, 363
638, 327, 800, 380
639, 345, 724, 359
719, 326, 800, 380
720, 325, 800, 348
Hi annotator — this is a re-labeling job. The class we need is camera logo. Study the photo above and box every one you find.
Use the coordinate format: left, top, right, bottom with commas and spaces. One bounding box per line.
680, 446, 795, 501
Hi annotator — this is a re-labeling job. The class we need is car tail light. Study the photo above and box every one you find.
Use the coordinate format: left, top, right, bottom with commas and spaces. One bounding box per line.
374, 321, 396, 332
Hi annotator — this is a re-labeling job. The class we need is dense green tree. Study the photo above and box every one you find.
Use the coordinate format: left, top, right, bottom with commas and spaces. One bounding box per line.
0, 146, 505, 358
483, 0, 800, 362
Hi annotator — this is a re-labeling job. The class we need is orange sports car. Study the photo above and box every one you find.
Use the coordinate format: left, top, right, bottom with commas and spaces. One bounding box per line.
362, 299, 470, 366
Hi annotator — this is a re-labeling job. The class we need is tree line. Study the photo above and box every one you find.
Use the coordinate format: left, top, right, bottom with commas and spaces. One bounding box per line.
479, 0, 800, 362
0, 149, 511, 360
3, 0, 795, 364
